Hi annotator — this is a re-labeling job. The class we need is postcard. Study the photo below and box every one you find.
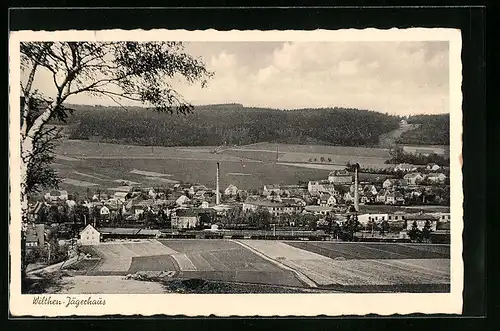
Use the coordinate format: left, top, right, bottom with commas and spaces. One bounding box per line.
9, 28, 463, 316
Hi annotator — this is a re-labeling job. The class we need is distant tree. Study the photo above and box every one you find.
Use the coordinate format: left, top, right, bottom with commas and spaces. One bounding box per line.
320, 156, 325, 162
341, 214, 361, 241
379, 220, 390, 236
407, 221, 422, 242
421, 220, 433, 243
367, 219, 377, 235
327, 157, 332, 162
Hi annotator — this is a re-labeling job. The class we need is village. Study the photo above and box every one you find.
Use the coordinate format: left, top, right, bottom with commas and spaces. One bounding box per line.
23, 159, 451, 269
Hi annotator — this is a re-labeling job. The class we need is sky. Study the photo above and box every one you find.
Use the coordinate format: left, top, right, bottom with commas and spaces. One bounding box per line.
26, 41, 449, 116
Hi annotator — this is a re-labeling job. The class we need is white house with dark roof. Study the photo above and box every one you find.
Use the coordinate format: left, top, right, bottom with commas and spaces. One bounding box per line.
224, 184, 239, 196
79, 224, 101, 245
426, 163, 441, 171
426, 173, 447, 183
395, 163, 417, 172
404, 172, 424, 185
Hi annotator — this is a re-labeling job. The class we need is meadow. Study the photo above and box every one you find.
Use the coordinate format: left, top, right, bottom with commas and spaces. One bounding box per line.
51, 139, 396, 194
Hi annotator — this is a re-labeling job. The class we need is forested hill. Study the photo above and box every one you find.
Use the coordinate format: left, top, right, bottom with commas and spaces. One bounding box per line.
397, 114, 450, 145
62, 103, 401, 147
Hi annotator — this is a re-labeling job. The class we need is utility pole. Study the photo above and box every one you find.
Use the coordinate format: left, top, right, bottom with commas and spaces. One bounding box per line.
276, 144, 279, 163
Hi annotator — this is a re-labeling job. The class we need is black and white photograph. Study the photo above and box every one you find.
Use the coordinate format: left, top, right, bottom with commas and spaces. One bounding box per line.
9, 28, 463, 316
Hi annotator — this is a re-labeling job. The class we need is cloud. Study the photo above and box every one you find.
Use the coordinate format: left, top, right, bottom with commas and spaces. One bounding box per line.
25, 41, 450, 115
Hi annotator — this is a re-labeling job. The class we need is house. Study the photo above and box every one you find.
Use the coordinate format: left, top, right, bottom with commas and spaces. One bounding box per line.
426, 163, 441, 171
344, 192, 354, 202
405, 213, 439, 231
328, 169, 352, 184
171, 209, 200, 229
44, 190, 69, 202
400, 119, 409, 126
200, 201, 210, 209
25, 226, 42, 248
79, 224, 101, 245
385, 191, 404, 205
224, 184, 239, 196
376, 189, 388, 203
189, 185, 209, 196
367, 213, 390, 223
303, 205, 333, 216
307, 180, 329, 195
319, 184, 338, 196
383, 179, 398, 189
394, 191, 405, 204
360, 193, 371, 204
395, 163, 417, 172
403, 172, 424, 185
242, 198, 302, 216
113, 191, 128, 202
99, 205, 110, 217
175, 195, 191, 206
364, 185, 378, 196
318, 194, 337, 207
263, 184, 282, 196
28, 202, 45, 223
349, 184, 363, 194
426, 173, 447, 183
430, 212, 451, 223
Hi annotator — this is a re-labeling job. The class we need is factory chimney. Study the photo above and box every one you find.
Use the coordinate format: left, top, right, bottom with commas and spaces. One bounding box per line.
354, 163, 360, 212
216, 162, 220, 205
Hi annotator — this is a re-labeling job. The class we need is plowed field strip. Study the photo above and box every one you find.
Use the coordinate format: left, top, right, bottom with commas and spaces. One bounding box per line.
159, 239, 241, 252
128, 254, 179, 273
202, 252, 231, 271
187, 252, 215, 271
172, 254, 197, 271
240, 240, 329, 260
286, 242, 449, 260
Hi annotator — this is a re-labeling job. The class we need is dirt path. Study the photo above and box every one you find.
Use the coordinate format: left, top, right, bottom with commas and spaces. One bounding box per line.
378, 124, 420, 148
47, 275, 169, 294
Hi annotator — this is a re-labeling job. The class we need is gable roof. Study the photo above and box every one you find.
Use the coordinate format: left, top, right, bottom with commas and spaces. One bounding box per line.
80, 224, 99, 234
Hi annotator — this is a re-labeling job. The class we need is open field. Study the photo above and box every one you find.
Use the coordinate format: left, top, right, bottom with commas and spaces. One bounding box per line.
90, 240, 178, 273
158, 240, 302, 286
63, 239, 450, 292
236, 142, 391, 157
51, 139, 397, 193
87, 239, 304, 287
52, 156, 332, 193
240, 240, 450, 291
286, 242, 450, 260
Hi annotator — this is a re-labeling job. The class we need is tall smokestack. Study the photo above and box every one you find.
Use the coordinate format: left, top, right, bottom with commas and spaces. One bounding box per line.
354, 164, 359, 212
216, 162, 220, 205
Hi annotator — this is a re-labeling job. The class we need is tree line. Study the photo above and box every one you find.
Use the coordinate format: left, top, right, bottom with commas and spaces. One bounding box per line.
397, 114, 450, 145
385, 146, 450, 166
64, 104, 402, 147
